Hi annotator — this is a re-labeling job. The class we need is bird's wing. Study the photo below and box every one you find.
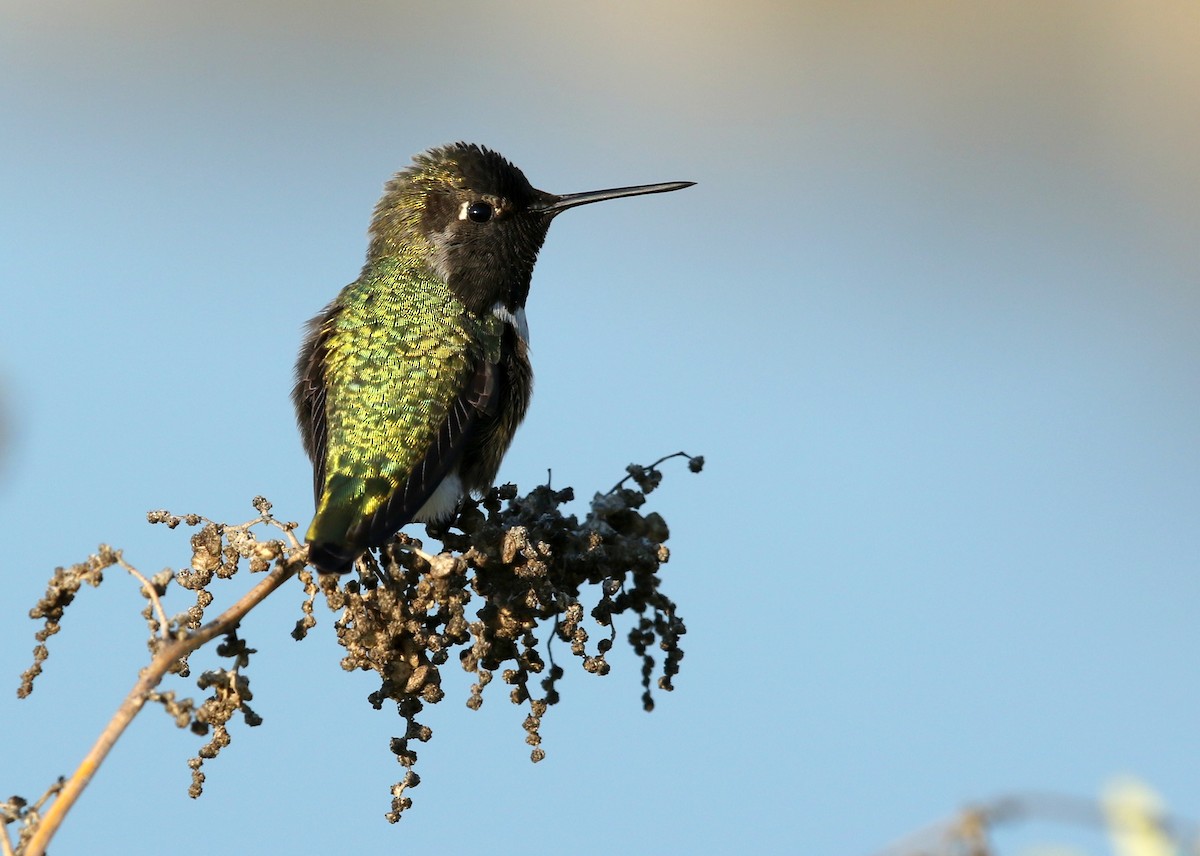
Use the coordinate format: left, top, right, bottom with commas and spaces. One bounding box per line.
292, 301, 338, 501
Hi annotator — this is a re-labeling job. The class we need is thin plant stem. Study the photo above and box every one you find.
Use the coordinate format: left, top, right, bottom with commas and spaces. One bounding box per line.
21, 554, 304, 856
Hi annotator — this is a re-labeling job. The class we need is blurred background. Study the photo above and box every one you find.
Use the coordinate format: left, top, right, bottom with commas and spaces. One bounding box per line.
2, 2, 1197, 853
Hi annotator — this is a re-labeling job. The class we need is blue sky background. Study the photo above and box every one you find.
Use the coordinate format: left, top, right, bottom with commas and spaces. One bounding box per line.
2, 2, 1197, 853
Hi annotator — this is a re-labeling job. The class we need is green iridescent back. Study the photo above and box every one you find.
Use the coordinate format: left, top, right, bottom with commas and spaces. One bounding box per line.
305, 258, 502, 547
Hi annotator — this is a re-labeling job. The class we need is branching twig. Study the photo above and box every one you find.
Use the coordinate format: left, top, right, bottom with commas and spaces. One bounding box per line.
20, 552, 304, 856
608, 451, 704, 494
117, 554, 170, 641
12, 459, 700, 844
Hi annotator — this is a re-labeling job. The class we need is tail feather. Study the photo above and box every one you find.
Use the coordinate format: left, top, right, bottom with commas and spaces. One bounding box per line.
307, 540, 360, 575
305, 472, 375, 574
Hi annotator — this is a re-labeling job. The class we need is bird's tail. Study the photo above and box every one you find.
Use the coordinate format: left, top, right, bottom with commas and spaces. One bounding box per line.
305, 473, 373, 574
306, 540, 360, 575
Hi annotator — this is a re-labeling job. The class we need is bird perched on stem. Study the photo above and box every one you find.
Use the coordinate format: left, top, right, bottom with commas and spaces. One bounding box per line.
293, 142, 693, 574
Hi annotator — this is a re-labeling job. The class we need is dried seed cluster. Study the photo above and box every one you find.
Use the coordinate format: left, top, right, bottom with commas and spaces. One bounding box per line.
20, 499, 294, 798
17, 457, 701, 825
298, 452, 701, 821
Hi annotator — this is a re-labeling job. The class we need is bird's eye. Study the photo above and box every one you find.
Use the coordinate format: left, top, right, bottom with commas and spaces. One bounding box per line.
466, 201, 494, 223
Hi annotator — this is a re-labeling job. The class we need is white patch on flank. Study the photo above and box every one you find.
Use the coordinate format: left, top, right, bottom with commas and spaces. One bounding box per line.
490, 302, 529, 345
413, 471, 464, 524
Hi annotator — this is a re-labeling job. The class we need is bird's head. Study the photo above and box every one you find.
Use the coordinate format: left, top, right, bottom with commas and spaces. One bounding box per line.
367, 142, 693, 317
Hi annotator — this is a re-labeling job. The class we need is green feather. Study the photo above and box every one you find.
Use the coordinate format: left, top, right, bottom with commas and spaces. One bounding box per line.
305, 258, 501, 548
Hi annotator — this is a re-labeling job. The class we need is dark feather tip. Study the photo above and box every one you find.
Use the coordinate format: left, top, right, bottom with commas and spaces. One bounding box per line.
307, 541, 359, 575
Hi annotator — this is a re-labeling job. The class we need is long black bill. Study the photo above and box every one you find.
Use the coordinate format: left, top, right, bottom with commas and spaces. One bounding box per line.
531, 181, 695, 215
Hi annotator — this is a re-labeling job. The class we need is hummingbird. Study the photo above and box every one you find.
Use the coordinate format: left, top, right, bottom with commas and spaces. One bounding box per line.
293, 142, 693, 574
